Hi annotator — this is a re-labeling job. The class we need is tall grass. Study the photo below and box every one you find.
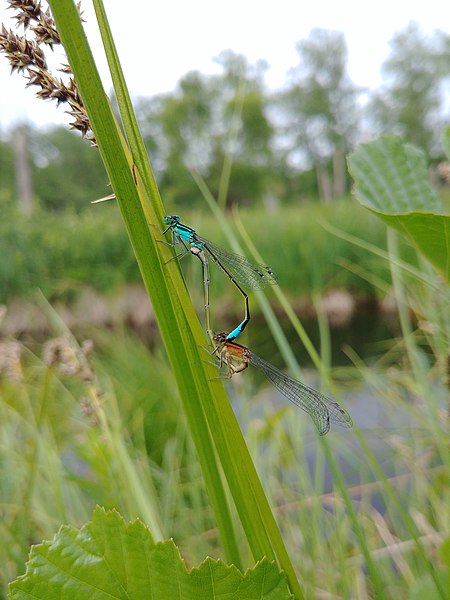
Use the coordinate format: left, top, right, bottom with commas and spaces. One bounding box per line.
5, 1, 303, 595
1, 2, 447, 597
1, 199, 418, 304
1, 229, 448, 598
0, 328, 169, 596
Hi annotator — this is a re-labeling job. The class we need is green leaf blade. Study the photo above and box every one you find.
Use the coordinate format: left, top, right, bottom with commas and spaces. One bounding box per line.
42, 3, 302, 596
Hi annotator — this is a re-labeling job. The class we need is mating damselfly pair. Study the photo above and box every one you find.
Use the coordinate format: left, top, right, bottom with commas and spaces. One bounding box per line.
160, 214, 352, 436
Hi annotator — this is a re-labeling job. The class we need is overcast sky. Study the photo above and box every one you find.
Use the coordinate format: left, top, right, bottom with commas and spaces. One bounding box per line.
0, 0, 448, 131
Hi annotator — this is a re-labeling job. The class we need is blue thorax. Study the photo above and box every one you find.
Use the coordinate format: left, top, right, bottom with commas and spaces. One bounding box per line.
164, 215, 204, 249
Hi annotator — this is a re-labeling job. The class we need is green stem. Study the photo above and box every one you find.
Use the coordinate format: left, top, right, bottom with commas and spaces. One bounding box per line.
47, 4, 303, 597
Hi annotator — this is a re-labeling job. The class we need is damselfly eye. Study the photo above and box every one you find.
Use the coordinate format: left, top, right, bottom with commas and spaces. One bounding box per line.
164, 215, 180, 226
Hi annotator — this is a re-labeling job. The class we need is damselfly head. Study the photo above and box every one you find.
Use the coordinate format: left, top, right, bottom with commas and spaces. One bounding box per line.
213, 332, 228, 344
163, 215, 180, 226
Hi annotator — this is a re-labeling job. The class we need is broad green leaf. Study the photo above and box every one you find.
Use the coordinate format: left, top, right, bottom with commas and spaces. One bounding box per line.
9, 507, 293, 600
348, 136, 450, 281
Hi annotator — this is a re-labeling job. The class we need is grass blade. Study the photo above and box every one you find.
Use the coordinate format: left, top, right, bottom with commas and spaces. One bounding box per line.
46, 2, 302, 596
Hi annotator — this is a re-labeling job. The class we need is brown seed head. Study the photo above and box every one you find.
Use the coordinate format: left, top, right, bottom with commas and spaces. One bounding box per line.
31, 8, 60, 47
7, 0, 43, 29
0, 24, 47, 72
1, 2, 95, 144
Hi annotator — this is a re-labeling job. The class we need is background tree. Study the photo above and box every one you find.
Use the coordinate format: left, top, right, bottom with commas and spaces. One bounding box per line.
278, 29, 361, 202
369, 22, 450, 157
3, 27, 449, 214
13, 124, 33, 215
137, 69, 221, 207
137, 51, 276, 209
208, 51, 276, 208
1, 126, 107, 213
31, 127, 107, 211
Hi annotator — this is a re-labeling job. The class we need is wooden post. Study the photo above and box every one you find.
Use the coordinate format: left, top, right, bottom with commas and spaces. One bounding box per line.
14, 124, 33, 216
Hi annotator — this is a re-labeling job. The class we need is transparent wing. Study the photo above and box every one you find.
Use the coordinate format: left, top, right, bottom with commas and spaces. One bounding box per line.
197, 235, 278, 290
248, 352, 353, 435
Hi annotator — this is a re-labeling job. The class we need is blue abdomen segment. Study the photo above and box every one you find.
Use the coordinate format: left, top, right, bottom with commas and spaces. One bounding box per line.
225, 318, 247, 342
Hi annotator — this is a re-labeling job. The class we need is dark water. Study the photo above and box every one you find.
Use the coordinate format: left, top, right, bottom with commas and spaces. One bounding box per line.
238, 306, 399, 370
222, 305, 446, 511
229, 376, 447, 513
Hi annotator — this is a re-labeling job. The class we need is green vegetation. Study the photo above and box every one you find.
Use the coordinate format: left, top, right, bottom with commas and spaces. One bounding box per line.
1, 198, 419, 306
10, 511, 294, 599
1, 2, 449, 599
1, 249, 449, 598
2, 20, 450, 213
2, 136, 448, 597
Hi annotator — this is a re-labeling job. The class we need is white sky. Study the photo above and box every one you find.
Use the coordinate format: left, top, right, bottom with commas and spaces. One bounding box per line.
0, 0, 448, 131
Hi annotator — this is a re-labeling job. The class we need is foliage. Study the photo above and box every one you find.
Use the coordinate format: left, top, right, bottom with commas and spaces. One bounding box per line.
1, 4, 449, 599
0, 199, 409, 306
0, 125, 109, 213
0, 202, 140, 302
137, 52, 277, 208
0, 327, 172, 595
44, 0, 302, 596
0, 138, 15, 204
369, 22, 450, 157
2, 264, 449, 599
349, 135, 450, 280
347, 134, 449, 600
9, 507, 293, 600
30, 127, 108, 211
2, 25, 450, 212
277, 28, 361, 201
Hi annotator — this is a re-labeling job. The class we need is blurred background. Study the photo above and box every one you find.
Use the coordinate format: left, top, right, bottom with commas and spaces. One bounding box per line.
0, 1, 449, 598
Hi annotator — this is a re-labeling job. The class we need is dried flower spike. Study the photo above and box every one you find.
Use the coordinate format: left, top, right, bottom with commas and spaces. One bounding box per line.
7, 0, 43, 30
31, 8, 61, 48
0, 24, 47, 72
0, 340, 23, 383
0, 1, 96, 143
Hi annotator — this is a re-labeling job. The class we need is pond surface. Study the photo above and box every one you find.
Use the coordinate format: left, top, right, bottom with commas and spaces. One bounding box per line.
223, 347, 446, 507
239, 305, 399, 370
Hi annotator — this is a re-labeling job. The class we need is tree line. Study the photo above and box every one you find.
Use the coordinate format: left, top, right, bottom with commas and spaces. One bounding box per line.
1, 23, 449, 213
